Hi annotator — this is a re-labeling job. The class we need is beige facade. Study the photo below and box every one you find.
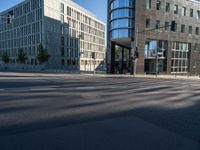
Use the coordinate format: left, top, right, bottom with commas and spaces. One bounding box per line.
44, 0, 106, 71
0, 0, 106, 71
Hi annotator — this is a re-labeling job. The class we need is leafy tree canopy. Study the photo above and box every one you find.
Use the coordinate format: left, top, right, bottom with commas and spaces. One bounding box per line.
2, 52, 9, 64
17, 48, 27, 64
37, 44, 50, 64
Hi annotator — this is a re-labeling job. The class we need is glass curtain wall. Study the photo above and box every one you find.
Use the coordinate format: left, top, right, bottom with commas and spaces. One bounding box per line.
109, 0, 134, 39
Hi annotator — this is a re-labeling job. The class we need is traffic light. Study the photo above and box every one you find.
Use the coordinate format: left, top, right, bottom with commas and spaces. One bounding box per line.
171, 21, 177, 32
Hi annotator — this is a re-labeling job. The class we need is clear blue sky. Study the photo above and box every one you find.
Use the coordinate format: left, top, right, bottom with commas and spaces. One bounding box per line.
0, 0, 107, 23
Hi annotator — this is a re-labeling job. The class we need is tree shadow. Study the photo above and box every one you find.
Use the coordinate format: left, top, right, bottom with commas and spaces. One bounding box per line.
0, 76, 200, 145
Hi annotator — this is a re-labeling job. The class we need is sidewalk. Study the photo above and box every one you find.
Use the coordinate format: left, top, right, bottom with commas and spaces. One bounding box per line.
0, 71, 200, 80
83, 73, 200, 80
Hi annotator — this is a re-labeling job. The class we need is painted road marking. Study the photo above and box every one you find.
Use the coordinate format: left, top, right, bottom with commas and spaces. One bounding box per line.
75, 86, 97, 90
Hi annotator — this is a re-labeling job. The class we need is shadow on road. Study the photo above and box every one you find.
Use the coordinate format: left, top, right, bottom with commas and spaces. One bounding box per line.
0, 76, 200, 144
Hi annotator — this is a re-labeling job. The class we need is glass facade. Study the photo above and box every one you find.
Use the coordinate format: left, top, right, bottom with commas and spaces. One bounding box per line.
109, 0, 134, 39
111, 0, 133, 9
111, 19, 132, 29
111, 9, 132, 20
111, 29, 130, 39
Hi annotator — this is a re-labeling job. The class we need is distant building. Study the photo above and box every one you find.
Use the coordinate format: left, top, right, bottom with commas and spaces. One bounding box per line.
0, 0, 106, 71
107, 0, 200, 75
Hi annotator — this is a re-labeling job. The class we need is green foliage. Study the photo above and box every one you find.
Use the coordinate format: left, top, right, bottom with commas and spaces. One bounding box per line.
2, 52, 9, 64
37, 44, 50, 64
17, 48, 27, 64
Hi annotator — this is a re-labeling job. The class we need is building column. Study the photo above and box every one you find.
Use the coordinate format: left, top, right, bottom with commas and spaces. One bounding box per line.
126, 49, 130, 73
110, 41, 115, 74
166, 41, 172, 74
119, 47, 124, 74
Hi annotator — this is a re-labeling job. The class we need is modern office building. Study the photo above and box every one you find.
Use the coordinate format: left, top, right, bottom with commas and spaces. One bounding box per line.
0, 0, 106, 71
107, 0, 200, 75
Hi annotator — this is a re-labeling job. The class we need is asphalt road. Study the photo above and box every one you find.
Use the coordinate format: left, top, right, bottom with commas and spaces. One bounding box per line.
0, 72, 200, 150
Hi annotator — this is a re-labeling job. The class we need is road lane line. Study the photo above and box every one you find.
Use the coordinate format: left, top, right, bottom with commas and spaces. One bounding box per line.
75, 86, 97, 90
30, 88, 57, 91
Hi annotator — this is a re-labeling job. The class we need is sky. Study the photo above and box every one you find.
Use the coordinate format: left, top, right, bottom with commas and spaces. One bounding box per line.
0, 0, 107, 23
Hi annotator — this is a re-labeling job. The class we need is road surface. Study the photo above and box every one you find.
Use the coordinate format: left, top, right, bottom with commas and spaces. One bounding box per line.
0, 72, 200, 150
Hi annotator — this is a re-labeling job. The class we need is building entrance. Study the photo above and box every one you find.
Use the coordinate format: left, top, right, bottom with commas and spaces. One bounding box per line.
114, 46, 131, 74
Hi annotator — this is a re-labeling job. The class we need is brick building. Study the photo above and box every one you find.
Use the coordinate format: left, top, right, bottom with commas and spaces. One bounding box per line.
107, 0, 200, 75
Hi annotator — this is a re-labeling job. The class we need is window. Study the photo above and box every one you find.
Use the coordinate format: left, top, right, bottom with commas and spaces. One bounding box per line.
156, 20, 160, 29
60, 15, 64, 23
61, 47, 64, 56
146, 18, 151, 28
111, 9, 132, 20
197, 10, 200, 19
171, 42, 190, 73
166, 3, 170, 12
61, 59, 65, 65
196, 27, 199, 35
189, 26, 192, 34
61, 25, 64, 35
145, 40, 167, 60
156, 0, 161, 10
190, 9, 193, 17
181, 24, 185, 33
67, 6, 71, 16
174, 5, 178, 14
60, 3, 64, 13
171, 21, 177, 32
61, 37, 64, 45
146, 0, 151, 9
165, 22, 169, 31
182, 7, 186, 16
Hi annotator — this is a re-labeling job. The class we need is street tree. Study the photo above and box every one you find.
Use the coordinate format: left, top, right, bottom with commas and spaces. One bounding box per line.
17, 48, 27, 64
2, 52, 9, 64
37, 44, 50, 64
